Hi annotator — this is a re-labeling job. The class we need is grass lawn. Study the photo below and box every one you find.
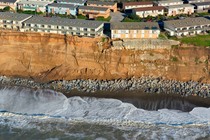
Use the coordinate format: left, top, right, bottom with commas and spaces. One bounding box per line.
96, 16, 111, 22
178, 34, 210, 47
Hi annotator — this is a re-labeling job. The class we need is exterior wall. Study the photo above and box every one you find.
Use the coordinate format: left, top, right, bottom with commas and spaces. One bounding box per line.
154, 1, 183, 6
166, 6, 194, 16
164, 23, 210, 36
111, 29, 160, 39
134, 9, 164, 18
124, 4, 153, 10
57, 1, 85, 6
17, 3, 47, 13
47, 6, 77, 15
0, 1, 17, 10
196, 5, 210, 12
78, 8, 110, 18
0, 16, 32, 31
23, 23, 104, 37
87, 3, 117, 12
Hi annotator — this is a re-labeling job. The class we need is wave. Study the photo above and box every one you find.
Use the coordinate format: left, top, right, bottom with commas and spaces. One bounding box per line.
0, 86, 209, 126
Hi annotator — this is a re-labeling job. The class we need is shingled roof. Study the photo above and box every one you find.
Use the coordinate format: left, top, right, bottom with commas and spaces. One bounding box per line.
0, 12, 32, 21
24, 15, 104, 29
87, 1, 115, 6
164, 17, 210, 28
133, 6, 164, 12
111, 22, 160, 30
123, 1, 153, 6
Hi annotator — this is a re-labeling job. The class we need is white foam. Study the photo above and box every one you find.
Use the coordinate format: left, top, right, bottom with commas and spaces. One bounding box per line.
0, 87, 209, 126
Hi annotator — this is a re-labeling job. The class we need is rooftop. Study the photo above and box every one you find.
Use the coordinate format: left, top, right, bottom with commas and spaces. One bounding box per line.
87, 1, 115, 6
110, 22, 160, 30
18, 0, 51, 6
165, 4, 194, 9
48, 3, 78, 9
78, 6, 109, 11
123, 1, 153, 6
57, 0, 86, 4
133, 6, 164, 11
0, 0, 17, 3
0, 12, 32, 21
164, 17, 210, 28
193, 1, 210, 6
24, 16, 104, 28
154, 0, 183, 4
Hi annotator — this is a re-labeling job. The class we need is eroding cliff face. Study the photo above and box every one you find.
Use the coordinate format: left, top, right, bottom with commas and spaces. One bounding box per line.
0, 31, 209, 83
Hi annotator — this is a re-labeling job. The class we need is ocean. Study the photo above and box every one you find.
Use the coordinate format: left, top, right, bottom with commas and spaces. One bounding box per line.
0, 86, 209, 140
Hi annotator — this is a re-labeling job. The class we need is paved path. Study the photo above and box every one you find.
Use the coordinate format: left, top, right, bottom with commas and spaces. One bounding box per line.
110, 11, 125, 22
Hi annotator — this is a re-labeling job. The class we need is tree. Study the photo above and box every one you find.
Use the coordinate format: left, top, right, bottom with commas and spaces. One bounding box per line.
3, 6, 10, 12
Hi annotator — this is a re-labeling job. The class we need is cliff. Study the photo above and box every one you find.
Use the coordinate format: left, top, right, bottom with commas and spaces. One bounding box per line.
0, 31, 210, 83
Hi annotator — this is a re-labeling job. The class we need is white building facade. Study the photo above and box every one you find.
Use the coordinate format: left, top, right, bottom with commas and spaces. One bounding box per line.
164, 17, 210, 36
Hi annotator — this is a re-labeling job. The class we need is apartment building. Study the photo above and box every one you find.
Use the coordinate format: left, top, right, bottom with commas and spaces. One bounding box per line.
165, 4, 195, 16
123, 2, 153, 10
153, 0, 183, 6
187, 0, 209, 3
57, 0, 86, 6
47, 3, 78, 16
164, 17, 210, 36
193, 2, 210, 13
132, 6, 164, 18
87, 1, 117, 12
78, 6, 110, 18
23, 16, 104, 37
17, 1, 52, 12
111, 22, 160, 39
0, 12, 32, 30
0, 0, 19, 10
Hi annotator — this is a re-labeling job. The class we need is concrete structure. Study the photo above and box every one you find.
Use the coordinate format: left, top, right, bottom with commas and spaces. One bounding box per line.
87, 1, 117, 12
47, 3, 77, 16
165, 4, 194, 16
132, 6, 164, 18
111, 22, 160, 39
193, 2, 210, 13
0, 0, 19, 10
164, 17, 210, 36
57, 0, 86, 6
17, 1, 52, 12
23, 16, 104, 37
153, 0, 183, 6
0, 12, 32, 31
78, 6, 110, 18
123, 1, 153, 10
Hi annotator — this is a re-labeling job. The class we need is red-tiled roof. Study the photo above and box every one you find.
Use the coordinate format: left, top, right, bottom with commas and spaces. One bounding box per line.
123, 1, 153, 6
133, 6, 164, 11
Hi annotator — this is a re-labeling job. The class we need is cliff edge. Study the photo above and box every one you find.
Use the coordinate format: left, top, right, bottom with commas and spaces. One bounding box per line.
0, 31, 209, 83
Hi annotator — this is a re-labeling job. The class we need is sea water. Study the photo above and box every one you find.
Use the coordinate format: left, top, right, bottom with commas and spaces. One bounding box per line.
0, 86, 209, 139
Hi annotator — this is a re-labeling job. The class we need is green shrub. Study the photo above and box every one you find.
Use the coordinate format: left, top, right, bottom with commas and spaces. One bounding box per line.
170, 56, 178, 62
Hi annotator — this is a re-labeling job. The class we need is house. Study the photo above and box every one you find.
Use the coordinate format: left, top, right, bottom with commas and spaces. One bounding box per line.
78, 6, 110, 18
111, 22, 160, 39
87, 1, 117, 12
0, 12, 32, 31
123, 1, 153, 10
57, 0, 86, 6
23, 16, 104, 37
132, 6, 164, 18
153, 0, 183, 6
193, 2, 210, 13
164, 17, 210, 36
187, 0, 209, 4
47, 3, 78, 16
17, 1, 52, 13
165, 4, 195, 16
0, 0, 20, 10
